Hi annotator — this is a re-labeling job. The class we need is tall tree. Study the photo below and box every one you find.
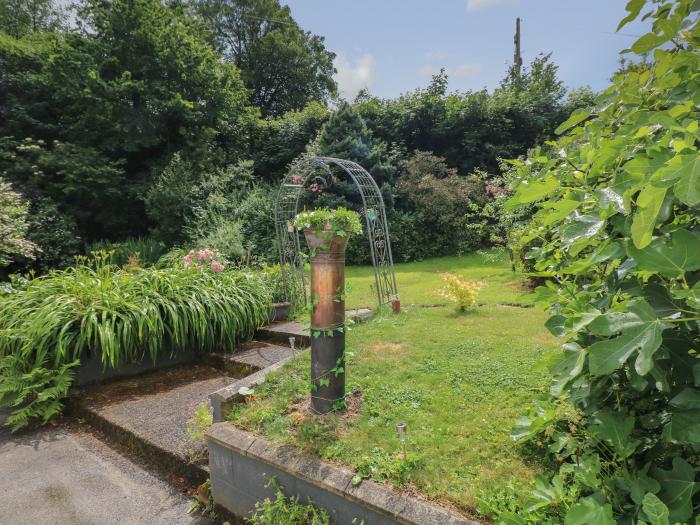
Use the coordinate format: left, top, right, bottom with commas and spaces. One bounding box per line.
0, 0, 66, 38
0, 0, 255, 243
317, 101, 395, 183
195, 0, 337, 117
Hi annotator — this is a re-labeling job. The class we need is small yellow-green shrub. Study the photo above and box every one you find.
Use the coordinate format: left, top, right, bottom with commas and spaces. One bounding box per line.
437, 272, 484, 311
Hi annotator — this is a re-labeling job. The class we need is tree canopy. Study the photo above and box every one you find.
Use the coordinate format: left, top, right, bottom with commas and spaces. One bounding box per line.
195, 0, 337, 117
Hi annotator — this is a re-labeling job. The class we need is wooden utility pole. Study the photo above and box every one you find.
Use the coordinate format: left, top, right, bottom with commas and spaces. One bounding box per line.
513, 17, 522, 78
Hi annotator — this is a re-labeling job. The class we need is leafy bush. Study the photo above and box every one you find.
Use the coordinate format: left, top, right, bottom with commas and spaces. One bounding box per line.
504, 2, 700, 523
190, 220, 245, 262
0, 253, 271, 430
437, 273, 484, 311
393, 151, 510, 258
0, 177, 36, 267
233, 184, 278, 263
259, 263, 303, 304
248, 479, 331, 525
24, 197, 82, 272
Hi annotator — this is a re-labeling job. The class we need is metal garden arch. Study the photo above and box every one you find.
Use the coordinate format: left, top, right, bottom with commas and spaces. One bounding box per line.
275, 157, 400, 310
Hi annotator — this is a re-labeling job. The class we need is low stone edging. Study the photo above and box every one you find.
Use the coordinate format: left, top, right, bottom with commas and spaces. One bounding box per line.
206, 423, 480, 525
209, 351, 301, 422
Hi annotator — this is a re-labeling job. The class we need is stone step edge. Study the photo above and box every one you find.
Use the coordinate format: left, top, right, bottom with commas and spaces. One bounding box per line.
71, 400, 209, 487
255, 308, 373, 346
209, 350, 306, 422
206, 423, 481, 525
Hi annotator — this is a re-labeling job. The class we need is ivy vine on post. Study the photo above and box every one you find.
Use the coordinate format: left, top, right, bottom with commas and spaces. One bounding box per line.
505, 1, 700, 523
293, 208, 363, 414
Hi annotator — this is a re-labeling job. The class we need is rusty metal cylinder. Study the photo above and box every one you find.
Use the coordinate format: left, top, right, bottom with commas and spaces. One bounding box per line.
304, 229, 349, 414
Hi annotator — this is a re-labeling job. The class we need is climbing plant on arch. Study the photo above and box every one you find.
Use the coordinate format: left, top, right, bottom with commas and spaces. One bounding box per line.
275, 157, 400, 310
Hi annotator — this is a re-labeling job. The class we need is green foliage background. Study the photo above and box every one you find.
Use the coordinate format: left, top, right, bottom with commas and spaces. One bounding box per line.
504, 1, 700, 523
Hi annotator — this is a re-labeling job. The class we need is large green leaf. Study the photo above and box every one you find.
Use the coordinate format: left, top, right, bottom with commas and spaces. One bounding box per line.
591, 410, 640, 458
560, 215, 604, 246
631, 185, 667, 249
665, 409, 700, 445
564, 496, 615, 525
588, 298, 668, 376
588, 299, 656, 336
550, 343, 587, 396
673, 155, 700, 207
506, 174, 559, 209
651, 457, 697, 524
632, 32, 669, 54
665, 388, 700, 445
617, 0, 646, 30
562, 241, 625, 275
650, 154, 697, 188
628, 229, 700, 278
588, 323, 663, 376
626, 464, 661, 505
588, 299, 669, 376
642, 492, 670, 525
540, 199, 581, 227
555, 109, 591, 135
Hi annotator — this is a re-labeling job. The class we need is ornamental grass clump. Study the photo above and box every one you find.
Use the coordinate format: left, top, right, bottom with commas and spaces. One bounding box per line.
0, 253, 271, 430
437, 272, 484, 311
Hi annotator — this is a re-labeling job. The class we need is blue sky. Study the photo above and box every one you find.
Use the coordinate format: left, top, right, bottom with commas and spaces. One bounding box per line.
284, 0, 652, 100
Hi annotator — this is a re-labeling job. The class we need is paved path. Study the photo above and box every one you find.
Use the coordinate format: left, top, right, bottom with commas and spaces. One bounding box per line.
0, 412, 210, 525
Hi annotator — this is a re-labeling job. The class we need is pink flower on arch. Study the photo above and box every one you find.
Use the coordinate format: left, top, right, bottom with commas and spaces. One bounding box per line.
210, 260, 225, 273
292, 175, 303, 185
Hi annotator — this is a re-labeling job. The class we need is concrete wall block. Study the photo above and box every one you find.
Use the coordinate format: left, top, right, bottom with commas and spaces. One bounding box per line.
206, 423, 479, 525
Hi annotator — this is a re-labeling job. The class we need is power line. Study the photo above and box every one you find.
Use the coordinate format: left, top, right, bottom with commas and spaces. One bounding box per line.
570, 27, 643, 38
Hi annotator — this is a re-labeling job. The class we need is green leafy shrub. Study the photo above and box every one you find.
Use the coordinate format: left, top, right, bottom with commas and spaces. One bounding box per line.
437, 273, 484, 311
248, 479, 331, 525
0, 177, 36, 267
504, 2, 700, 523
259, 263, 303, 304
233, 184, 278, 263
190, 220, 245, 262
24, 197, 82, 273
0, 253, 271, 430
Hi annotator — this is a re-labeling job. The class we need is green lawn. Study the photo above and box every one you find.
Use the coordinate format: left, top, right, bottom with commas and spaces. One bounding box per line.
227, 251, 559, 518
344, 250, 534, 309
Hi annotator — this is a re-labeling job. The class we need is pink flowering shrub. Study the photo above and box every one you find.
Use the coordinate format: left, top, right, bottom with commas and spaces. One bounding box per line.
183, 248, 226, 272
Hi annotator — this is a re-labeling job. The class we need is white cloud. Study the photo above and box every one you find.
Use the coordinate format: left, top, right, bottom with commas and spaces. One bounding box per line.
334, 54, 376, 101
451, 63, 483, 78
417, 63, 482, 78
417, 65, 442, 77
466, 0, 519, 11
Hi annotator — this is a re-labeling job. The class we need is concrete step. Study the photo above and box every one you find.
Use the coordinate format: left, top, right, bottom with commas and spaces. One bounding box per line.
255, 309, 373, 347
72, 364, 233, 485
256, 320, 310, 347
203, 340, 294, 376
